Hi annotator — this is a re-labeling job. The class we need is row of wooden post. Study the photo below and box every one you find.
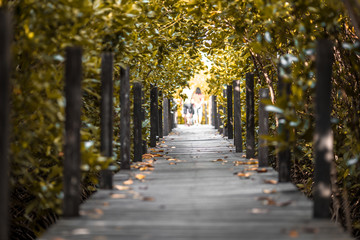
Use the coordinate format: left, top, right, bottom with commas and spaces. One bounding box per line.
0, 11, 177, 238
210, 40, 334, 219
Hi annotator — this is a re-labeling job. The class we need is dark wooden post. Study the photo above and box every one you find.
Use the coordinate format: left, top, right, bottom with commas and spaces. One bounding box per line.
0, 11, 11, 239
222, 88, 227, 136
278, 65, 292, 182
163, 97, 170, 136
219, 105, 224, 134
141, 89, 147, 154
227, 84, 233, 139
63, 47, 82, 217
211, 96, 215, 126
150, 85, 158, 147
120, 66, 130, 170
99, 52, 114, 189
158, 90, 163, 139
233, 80, 242, 152
313, 39, 334, 219
258, 88, 269, 167
246, 73, 255, 159
133, 82, 142, 162
205, 102, 208, 125
169, 99, 175, 130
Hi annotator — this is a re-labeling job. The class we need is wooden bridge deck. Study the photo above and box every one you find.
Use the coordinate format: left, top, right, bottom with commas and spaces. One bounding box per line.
39, 125, 351, 240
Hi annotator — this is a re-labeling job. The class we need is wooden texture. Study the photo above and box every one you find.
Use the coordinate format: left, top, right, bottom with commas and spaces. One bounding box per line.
277, 65, 292, 183
120, 66, 131, 170
233, 80, 242, 153
227, 84, 233, 139
222, 88, 227, 136
205, 102, 208, 125
150, 86, 158, 147
313, 39, 334, 219
163, 98, 170, 136
158, 91, 163, 138
133, 82, 143, 162
246, 73, 255, 159
40, 125, 351, 240
100, 52, 114, 189
213, 96, 219, 129
0, 10, 11, 240
63, 47, 82, 217
258, 88, 269, 167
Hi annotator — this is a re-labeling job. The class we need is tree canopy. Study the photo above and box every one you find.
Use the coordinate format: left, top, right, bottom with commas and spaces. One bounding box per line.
4, 0, 360, 238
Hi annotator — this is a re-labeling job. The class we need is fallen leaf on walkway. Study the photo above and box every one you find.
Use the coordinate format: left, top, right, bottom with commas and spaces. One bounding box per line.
94, 208, 104, 215
264, 179, 278, 185
244, 167, 258, 171
152, 149, 164, 153
249, 158, 257, 161
114, 185, 131, 191
212, 159, 227, 163
135, 174, 146, 180
171, 146, 176, 149
224, 156, 228, 159
289, 230, 299, 238
143, 196, 155, 201
237, 172, 252, 178
111, 194, 126, 199
256, 168, 268, 173
152, 154, 163, 157
123, 179, 133, 185
139, 167, 154, 171
142, 154, 154, 159
257, 196, 276, 206
242, 154, 246, 158
169, 162, 176, 165
277, 200, 292, 207
263, 189, 277, 194
251, 208, 269, 214
102, 202, 109, 206
167, 158, 177, 161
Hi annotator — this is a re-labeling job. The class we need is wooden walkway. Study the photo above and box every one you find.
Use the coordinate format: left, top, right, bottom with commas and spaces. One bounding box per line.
39, 125, 351, 240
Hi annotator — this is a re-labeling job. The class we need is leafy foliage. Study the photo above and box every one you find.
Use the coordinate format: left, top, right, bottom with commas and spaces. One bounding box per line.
3, 0, 360, 238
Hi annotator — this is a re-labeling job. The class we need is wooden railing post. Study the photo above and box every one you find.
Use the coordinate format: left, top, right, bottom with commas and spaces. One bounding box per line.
258, 88, 269, 167
99, 52, 114, 189
63, 47, 82, 217
277, 65, 291, 182
227, 84, 233, 139
150, 85, 158, 147
120, 66, 130, 170
133, 82, 143, 162
222, 88, 227, 136
233, 80, 242, 152
205, 102, 208, 125
313, 39, 334, 219
246, 73, 255, 159
163, 97, 170, 136
141, 89, 147, 154
158, 90, 163, 139
0, 10, 11, 239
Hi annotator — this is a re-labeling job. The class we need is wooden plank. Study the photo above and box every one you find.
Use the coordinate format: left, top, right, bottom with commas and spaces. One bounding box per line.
0, 10, 11, 240
246, 73, 255, 159
227, 84, 233, 139
150, 85, 158, 147
133, 82, 142, 162
120, 66, 131, 170
277, 65, 291, 182
233, 80, 242, 152
63, 47, 82, 217
213, 96, 219, 129
258, 88, 269, 167
100, 52, 114, 189
40, 125, 351, 240
313, 39, 334, 219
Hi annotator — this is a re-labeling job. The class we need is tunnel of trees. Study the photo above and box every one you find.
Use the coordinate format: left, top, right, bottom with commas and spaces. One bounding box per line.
2, 0, 360, 239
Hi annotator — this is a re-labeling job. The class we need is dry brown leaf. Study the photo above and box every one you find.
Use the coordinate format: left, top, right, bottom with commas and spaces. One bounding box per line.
123, 179, 134, 185
237, 172, 252, 178
257, 196, 276, 206
171, 146, 176, 149
241, 154, 246, 158
245, 167, 258, 171
94, 208, 104, 215
249, 158, 257, 161
263, 189, 277, 194
143, 196, 155, 201
169, 162, 177, 165
111, 194, 126, 199
114, 185, 131, 191
142, 154, 154, 159
256, 168, 268, 173
224, 156, 228, 159
152, 149, 164, 153
289, 230, 299, 238
167, 158, 177, 161
135, 174, 146, 180
277, 200, 292, 207
212, 159, 227, 163
264, 179, 278, 185
152, 154, 163, 157
251, 208, 269, 214
102, 202, 109, 206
